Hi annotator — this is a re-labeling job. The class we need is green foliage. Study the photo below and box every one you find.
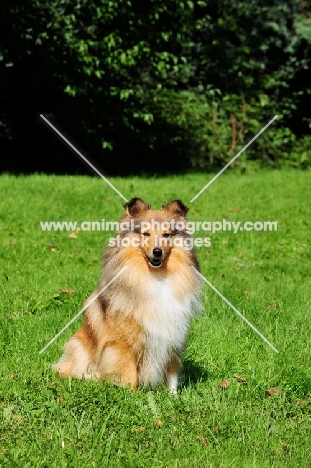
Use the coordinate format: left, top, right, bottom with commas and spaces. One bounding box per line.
182, 0, 311, 169
0, 0, 311, 173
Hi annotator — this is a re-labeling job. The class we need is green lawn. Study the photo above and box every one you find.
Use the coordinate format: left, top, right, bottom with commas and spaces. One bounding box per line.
0, 170, 310, 467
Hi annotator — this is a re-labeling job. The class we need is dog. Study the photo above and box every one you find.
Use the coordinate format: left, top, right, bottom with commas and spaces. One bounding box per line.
53, 198, 201, 392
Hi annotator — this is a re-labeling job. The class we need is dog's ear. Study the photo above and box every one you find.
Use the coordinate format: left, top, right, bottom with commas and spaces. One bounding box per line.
162, 200, 188, 218
124, 198, 150, 217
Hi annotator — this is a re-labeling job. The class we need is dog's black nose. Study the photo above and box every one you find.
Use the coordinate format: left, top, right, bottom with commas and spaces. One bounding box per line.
153, 247, 162, 257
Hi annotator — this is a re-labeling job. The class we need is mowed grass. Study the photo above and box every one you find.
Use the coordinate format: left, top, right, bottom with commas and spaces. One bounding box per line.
0, 169, 311, 467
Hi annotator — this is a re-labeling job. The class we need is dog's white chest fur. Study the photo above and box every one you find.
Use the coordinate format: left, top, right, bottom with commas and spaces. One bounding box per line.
138, 275, 195, 387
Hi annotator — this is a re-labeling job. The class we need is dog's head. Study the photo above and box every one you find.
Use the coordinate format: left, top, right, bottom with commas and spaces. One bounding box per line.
122, 198, 189, 268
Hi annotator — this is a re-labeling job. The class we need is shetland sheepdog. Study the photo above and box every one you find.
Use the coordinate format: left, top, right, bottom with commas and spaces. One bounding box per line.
53, 198, 201, 392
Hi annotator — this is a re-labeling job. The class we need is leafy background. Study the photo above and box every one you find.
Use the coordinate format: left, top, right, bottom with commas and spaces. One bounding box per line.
1, 0, 311, 174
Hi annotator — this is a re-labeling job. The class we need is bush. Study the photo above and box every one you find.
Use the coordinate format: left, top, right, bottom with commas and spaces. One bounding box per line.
0, 0, 310, 174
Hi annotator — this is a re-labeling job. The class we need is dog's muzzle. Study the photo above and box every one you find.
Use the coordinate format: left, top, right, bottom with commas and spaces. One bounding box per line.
148, 247, 163, 268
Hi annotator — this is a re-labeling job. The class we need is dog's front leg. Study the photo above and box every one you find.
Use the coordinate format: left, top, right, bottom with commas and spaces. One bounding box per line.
165, 354, 181, 394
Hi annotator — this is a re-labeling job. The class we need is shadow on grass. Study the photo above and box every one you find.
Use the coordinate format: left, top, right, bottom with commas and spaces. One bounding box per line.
180, 359, 209, 388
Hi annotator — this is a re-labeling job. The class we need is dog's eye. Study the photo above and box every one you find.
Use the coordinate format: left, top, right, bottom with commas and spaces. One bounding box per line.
163, 233, 171, 238
142, 232, 150, 237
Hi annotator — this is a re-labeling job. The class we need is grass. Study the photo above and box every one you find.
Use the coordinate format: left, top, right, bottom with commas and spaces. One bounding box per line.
0, 169, 311, 467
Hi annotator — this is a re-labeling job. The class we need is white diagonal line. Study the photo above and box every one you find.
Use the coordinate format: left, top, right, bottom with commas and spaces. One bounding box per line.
39, 266, 128, 354
190, 115, 278, 202
40, 114, 128, 202
192, 267, 279, 353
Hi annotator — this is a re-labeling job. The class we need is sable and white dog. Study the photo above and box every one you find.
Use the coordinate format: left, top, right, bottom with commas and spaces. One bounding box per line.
53, 198, 201, 392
